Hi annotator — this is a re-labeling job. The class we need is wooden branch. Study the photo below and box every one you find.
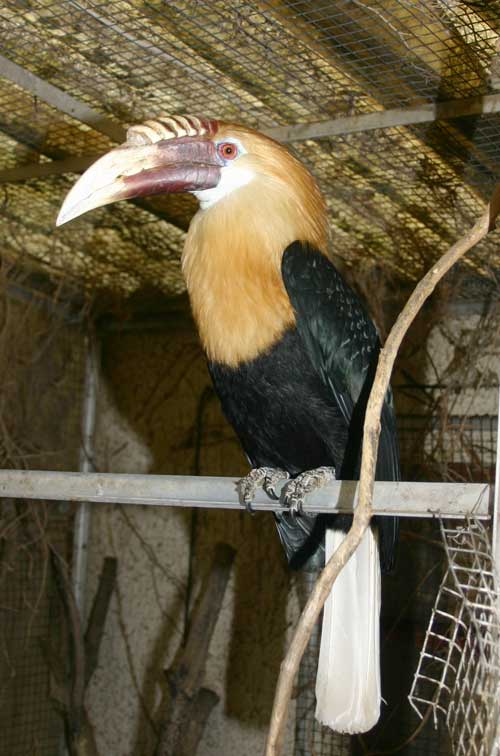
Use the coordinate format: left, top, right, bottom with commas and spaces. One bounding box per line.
51, 549, 86, 738
264, 185, 500, 756
176, 688, 220, 756
71, 709, 101, 756
84, 557, 117, 687
155, 542, 235, 756
169, 542, 235, 698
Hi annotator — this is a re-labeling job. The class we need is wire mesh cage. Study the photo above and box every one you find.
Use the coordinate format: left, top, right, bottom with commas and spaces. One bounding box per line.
409, 519, 500, 756
1, 1, 500, 294
1, 3, 500, 755
0, 268, 87, 756
398, 413, 498, 482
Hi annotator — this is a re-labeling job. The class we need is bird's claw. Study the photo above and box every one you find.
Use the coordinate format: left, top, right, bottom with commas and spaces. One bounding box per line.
281, 466, 336, 517
238, 467, 290, 513
263, 468, 291, 500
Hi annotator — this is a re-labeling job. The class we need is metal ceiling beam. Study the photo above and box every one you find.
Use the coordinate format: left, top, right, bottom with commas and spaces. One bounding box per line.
1, 92, 500, 185
0, 469, 491, 518
266, 93, 500, 143
0, 53, 125, 143
0, 155, 99, 183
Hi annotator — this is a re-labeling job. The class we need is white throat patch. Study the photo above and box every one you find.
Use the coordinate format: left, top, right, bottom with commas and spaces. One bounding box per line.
194, 164, 255, 209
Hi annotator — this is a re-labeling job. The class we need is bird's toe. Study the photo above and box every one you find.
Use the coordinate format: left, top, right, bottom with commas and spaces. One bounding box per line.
237, 467, 289, 512
281, 466, 336, 516
262, 468, 290, 499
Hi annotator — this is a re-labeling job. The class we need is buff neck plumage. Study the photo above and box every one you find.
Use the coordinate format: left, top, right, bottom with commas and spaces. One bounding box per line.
182, 128, 329, 367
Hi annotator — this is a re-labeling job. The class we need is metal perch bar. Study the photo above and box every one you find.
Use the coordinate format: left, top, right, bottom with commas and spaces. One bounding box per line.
0, 470, 490, 519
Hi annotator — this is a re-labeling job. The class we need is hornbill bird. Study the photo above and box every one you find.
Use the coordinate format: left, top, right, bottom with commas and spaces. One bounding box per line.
57, 114, 399, 734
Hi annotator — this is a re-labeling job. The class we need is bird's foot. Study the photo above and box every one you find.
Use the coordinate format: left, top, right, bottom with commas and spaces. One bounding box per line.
238, 467, 290, 512
281, 466, 336, 516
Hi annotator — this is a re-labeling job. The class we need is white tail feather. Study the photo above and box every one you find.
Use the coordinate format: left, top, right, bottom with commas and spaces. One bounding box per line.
315, 527, 381, 733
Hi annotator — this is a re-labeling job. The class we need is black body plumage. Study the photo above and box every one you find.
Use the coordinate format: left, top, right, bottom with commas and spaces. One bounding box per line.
208, 242, 399, 572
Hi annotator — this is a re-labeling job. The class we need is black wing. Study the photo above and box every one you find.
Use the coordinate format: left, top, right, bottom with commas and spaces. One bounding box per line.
282, 241, 399, 569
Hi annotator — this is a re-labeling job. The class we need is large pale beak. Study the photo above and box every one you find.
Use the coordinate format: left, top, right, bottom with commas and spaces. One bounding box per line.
56, 136, 220, 226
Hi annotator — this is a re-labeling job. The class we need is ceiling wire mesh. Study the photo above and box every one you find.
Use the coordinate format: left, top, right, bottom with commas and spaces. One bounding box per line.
0, 0, 499, 295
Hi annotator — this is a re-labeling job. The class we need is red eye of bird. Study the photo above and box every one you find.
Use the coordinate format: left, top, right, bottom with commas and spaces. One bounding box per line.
217, 142, 238, 160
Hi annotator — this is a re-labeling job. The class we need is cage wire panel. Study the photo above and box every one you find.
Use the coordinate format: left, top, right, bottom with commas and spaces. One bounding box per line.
0, 2, 500, 755
0, 1, 499, 294
409, 519, 500, 756
0, 273, 87, 756
398, 413, 499, 482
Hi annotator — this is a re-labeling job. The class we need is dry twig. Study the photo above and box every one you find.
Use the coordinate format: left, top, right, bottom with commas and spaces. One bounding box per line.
265, 185, 500, 756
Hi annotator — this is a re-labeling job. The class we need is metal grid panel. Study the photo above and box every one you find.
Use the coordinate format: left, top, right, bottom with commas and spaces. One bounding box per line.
1, 1, 498, 121
409, 519, 500, 756
0, 1, 499, 294
1, 175, 188, 294
296, 121, 498, 280
262, 0, 498, 107
0, 269, 87, 756
398, 414, 498, 482
0, 76, 114, 170
0, 513, 70, 756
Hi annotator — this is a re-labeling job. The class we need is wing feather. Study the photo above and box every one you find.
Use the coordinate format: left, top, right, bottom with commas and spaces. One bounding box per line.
282, 241, 399, 569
